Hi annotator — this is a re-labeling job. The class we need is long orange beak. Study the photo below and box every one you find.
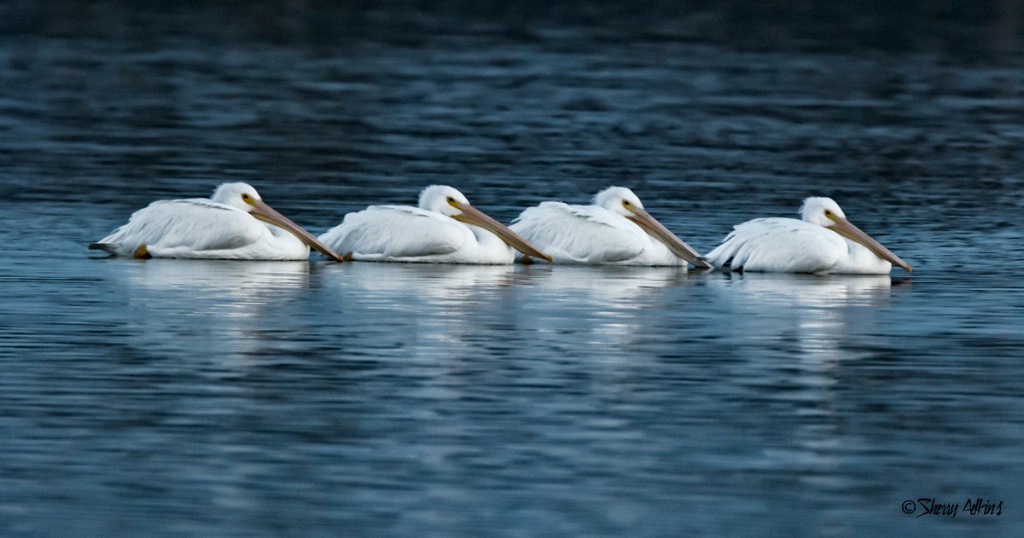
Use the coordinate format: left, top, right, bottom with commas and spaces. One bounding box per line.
828, 217, 912, 272
627, 210, 712, 268
453, 204, 554, 262
247, 198, 345, 262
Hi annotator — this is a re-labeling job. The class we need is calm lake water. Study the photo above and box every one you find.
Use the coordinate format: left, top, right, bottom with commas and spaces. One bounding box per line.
2, 2, 1023, 536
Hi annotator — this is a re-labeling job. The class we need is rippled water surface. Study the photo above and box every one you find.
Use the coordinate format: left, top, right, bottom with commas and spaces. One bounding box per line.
2, 2, 1024, 536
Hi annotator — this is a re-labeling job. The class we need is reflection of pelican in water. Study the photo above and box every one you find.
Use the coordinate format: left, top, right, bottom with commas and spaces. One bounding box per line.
709, 273, 902, 362
712, 273, 897, 308
706, 197, 911, 274
124, 259, 310, 291
705, 273, 907, 484
512, 266, 696, 350
123, 259, 312, 311
515, 265, 694, 307
321, 264, 519, 359
330, 263, 516, 302
119, 260, 314, 357
319, 264, 695, 360
90, 183, 343, 261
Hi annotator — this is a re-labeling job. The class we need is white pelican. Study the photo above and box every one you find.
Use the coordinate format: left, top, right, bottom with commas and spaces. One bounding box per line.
90, 182, 344, 261
705, 197, 912, 274
508, 186, 711, 268
318, 185, 553, 264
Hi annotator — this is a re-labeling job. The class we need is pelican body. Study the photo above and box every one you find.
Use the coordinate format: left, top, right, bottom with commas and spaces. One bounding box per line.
509, 187, 711, 268
705, 197, 912, 274
318, 185, 552, 264
90, 183, 343, 261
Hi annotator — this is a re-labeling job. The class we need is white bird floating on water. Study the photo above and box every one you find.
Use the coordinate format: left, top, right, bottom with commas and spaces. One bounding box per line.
318, 185, 553, 264
509, 186, 712, 268
705, 197, 912, 274
90, 182, 344, 261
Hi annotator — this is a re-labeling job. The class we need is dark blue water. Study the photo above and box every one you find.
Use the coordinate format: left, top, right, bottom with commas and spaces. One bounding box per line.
2, 2, 1023, 536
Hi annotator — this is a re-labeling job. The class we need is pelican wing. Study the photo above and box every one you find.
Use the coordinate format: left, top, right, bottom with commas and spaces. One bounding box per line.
705, 217, 845, 273
319, 205, 466, 259
510, 202, 646, 263
91, 199, 262, 256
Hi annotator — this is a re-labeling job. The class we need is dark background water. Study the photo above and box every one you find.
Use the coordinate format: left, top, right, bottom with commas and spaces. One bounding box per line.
1, 1, 1023, 536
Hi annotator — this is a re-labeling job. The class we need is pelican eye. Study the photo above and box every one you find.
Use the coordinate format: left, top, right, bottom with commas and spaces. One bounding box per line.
446, 196, 460, 207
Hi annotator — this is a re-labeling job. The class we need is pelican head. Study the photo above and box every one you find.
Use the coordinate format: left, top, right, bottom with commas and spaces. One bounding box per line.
594, 186, 646, 217
800, 197, 912, 272
800, 197, 848, 227
418, 185, 471, 216
592, 186, 711, 269
418, 185, 553, 262
212, 182, 344, 262
212, 182, 266, 210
